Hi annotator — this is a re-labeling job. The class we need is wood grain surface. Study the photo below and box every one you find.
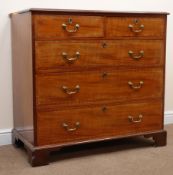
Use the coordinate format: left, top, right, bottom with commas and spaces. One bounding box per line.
34, 15, 104, 39
11, 12, 34, 144
35, 40, 164, 70
36, 68, 163, 106
106, 17, 165, 38
36, 100, 162, 145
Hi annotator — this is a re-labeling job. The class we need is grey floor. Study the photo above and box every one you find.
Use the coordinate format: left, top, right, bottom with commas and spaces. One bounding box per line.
0, 125, 173, 175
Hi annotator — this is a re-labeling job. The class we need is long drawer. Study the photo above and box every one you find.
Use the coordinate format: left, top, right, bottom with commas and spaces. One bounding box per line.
34, 15, 104, 40
106, 17, 165, 38
35, 40, 164, 70
36, 100, 163, 146
36, 68, 163, 106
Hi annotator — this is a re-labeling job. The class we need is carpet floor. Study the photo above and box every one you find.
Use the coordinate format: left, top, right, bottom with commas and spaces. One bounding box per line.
0, 125, 173, 175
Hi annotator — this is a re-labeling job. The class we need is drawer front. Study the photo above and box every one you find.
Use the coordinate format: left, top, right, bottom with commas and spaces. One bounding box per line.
36, 69, 163, 106
106, 17, 165, 38
35, 40, 164, 70
36, 101, 163, 146
34, 15, 104, 39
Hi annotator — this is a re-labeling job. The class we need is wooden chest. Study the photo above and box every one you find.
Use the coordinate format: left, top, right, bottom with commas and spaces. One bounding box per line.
10, 9, 168, 166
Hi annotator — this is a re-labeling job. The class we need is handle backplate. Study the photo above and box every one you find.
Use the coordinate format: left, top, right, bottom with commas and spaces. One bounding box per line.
62, 18, 80, 33
128, 19, 144, 33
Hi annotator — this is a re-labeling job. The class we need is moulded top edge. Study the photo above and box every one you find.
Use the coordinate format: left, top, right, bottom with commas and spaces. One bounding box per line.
9, 8, 170, 17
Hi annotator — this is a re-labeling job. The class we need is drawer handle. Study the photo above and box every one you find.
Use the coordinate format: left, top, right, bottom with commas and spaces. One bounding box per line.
62, 122, 80, 132
62, 18, 80, 33
128, 24, 144, 33
62, 85, 80, 95
128, 114, 143, 123
62, 52, 80, 63
128, 81, 144, 89
128, 50, 144, 60
128, 19, 144, 33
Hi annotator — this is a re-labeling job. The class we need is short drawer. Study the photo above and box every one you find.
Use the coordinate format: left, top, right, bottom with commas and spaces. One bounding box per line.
36, 100, 163, 146
106, 17, 165, 38
35, 40, 164, 70
34, 15, 104, 39
36, 68, 163, 106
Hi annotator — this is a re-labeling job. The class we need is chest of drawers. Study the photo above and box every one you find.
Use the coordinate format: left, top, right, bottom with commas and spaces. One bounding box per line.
11, 9, 168, 166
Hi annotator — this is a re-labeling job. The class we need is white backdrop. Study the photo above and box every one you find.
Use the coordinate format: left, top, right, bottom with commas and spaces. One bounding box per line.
0, 0, 173, 130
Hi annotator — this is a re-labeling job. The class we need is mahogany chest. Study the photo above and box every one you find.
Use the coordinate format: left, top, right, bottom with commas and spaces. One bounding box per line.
10, 9, 168, 166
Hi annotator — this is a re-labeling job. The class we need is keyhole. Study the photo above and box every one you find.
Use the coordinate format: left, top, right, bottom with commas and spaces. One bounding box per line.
102, 106, 107, 112
102, 42, 107, 48
102, 72, 108, 78
68, 18, 73, 24
134, 19, 139, 24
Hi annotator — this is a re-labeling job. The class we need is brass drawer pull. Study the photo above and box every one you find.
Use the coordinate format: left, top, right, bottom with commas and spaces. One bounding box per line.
128, 50, 144, 60
128, 24, 144, 33
62, 122, 80, 132
128, 81, 144, 89
128, 114, 143, 123
62, 52, 80, 63
128, 19, 144, 33
62, 85, 80, 95
62, 18, 80, 33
